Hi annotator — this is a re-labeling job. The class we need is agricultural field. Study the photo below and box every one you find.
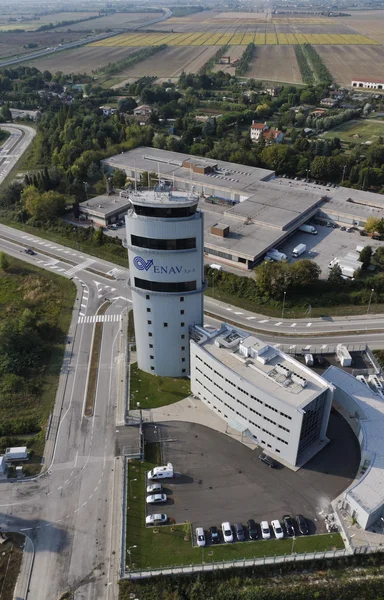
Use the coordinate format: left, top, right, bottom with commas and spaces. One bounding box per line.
321, 119, 384, 144
0, 11, 99, 31
315, 45, 384, 86
0, 30, 88, 60
56, 12, 162, 31
109, 46, 219, 84
91, 30, 377, 47
247, 45, 302, 83
338, 10, 384, 44
26, 45, 142, 74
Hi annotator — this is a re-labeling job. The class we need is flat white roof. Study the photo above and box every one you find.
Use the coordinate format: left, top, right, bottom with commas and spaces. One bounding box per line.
195, 326, 331, 410
323, 366, 384, 513
129, 189, 198, 207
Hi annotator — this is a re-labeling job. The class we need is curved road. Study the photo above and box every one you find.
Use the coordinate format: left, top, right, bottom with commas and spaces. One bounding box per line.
0, 124, 36, 186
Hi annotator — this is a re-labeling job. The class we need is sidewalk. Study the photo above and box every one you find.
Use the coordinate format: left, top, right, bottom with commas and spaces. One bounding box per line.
13, 535, 34, 600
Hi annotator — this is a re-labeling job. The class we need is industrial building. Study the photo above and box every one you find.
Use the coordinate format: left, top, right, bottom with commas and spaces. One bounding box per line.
102, 148, 384, 271
78, 192, 132, 227
125, 187, 204, 377
351, 78, 384, 90
190, 324, 334, 470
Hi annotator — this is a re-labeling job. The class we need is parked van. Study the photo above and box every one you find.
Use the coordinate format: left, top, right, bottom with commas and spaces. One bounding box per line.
147, 463, 174, 480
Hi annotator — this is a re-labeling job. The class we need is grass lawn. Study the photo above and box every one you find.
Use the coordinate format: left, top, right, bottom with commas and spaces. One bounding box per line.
321, 119, 384, 144
130, 362, 190, 410
126, 458, 344, 571
0, 534, 23, 600
205, 287, 384, 319
0, 254, 76, 465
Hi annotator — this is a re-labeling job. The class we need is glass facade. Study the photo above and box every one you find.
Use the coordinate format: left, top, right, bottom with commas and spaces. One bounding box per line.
133, 204, 197, 218
131, 234, 196, 251
297, 391, 326, 456
134, 278, 197, 293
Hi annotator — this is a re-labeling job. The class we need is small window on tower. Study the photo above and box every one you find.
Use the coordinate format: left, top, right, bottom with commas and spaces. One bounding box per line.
164, 322, 168, 328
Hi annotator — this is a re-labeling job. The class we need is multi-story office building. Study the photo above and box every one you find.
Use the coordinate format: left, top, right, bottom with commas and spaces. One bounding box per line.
125, 188, 204, 377
190, 325, 334, 469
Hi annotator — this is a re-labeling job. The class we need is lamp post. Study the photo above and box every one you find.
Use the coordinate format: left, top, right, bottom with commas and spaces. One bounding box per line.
281, 291, 287, 319
341, 164, 347, 183
73, 227, 79, 251
83, 181, 89, 201
306, 169, 310, 183
211, 274, 214, 299
129, 478, 137, 495
127, 544, 137, 568
367, 288, 374, 315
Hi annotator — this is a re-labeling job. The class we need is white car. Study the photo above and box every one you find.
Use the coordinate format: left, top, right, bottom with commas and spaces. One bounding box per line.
196, 527, 206, 547
146, 494, 167, 504
145, 513, 168, 526
271, 519, 284, 539
260, 521, 271, 540
146, 483, 163, 494
221, 521, 233, 543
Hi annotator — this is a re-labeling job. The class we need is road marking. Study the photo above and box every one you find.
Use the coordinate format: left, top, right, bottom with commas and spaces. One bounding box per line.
274, 321, 282, 326
306, 323, 312, 327
226, 307, 232, 311
258, 319, 268, 323
82, 502, 87, 507
78, 314, 121, 324
234, 311, 243, 315
107, 267, 124, 278
290, 323, 297, 327
246, 316, 256, 320
65, 258, 94, 277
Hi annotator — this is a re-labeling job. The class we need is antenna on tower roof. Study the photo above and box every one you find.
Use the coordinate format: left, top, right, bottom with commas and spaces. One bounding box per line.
134, 160, 137, 193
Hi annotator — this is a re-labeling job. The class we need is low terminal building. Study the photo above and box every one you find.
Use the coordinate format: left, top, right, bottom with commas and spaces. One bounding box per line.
78, 192, 132, 227
322, 366, 384, 530
190, 324, 334, 470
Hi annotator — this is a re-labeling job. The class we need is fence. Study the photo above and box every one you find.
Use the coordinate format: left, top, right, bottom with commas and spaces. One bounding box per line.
123, 547, 353, 580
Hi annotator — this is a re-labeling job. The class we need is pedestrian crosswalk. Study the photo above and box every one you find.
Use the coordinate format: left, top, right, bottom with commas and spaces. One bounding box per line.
65, 258, 94, 277
78, 314, 122, 324
107, 267, 124, 278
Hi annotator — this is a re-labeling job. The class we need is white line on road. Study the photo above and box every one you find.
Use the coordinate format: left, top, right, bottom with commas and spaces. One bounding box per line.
306, 323, 312, 327
258, 319, 268, 323
291, 323, 297, 327
246, 316, 256, 320
274, 322, 282, 326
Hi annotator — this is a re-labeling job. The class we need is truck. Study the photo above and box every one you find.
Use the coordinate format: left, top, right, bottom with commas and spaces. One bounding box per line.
298, 224, 318, 235
292, 243, 306, 257
266, 249, 287, 262
5, 447, 28, 461
340, 265, 356, 279
147, 462, 174, 480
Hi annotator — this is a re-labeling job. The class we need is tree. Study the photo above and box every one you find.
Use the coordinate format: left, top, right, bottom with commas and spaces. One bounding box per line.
254, 261, 289, 298
22, 186, 66, 221
0, 252, 9, 271
328, 263, 343, 285
373, 246, 384, 268
1, 104, 12, 122
118, 97, 137, 113
112, 169, 126, 189
365, 216, 384, 235
359, 245, 373, 269
289, 260, 320, 287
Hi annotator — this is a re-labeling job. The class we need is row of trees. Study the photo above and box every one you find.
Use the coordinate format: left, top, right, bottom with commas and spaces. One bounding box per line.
198, 45, 230, 75
303, 43, 333, 86
235, 43, 255, 76
305, 108, 361, 132
94, 44, 167, 77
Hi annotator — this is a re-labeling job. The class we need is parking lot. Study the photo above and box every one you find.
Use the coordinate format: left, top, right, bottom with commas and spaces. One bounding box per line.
278, 221, 383, 277
144, 410, 360, 543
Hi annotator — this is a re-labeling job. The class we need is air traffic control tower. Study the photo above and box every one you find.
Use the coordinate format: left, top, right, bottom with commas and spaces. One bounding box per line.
125, 187, 204, 377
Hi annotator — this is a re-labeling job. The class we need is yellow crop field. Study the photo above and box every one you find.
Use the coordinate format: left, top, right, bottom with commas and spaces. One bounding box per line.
266, 33, 278, 44
254, 33, 266, 44
90, 31, 379, 47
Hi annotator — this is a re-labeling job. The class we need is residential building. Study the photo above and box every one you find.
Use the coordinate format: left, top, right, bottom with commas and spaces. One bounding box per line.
250, 121, 268, 142
133, 104, 153, 117
190, 325, 334, 469
125, 188, 204, 377
320, 97, 339, 108
250, 122, 284, 144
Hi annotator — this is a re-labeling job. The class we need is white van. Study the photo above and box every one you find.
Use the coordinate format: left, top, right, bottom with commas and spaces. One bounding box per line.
147, 462, 174, 480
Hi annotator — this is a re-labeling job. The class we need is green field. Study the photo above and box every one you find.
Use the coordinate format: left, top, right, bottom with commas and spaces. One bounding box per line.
322, 119, 384, 144
130, 362, 190, 410
126, 457, 344, 571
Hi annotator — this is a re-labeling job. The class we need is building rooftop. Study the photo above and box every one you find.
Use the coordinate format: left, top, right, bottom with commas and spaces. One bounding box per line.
79, 193, 132, 217
322, 366, 384, 513
129, 188, 198, 207
195, 325, 331, 410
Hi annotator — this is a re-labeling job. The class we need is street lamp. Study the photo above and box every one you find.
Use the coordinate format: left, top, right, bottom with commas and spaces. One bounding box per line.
367, 288, 374, 315
73, 227, 79, 251
127, 544, 137, 568
341, 165, 347, 183
83, 181, 89, 201
129, 478, 137, 495
211, 273, 214, 299
306, 169, 310, 183
281, 291, 287, 319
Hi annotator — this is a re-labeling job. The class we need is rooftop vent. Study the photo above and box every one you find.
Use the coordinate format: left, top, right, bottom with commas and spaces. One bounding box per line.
291, 373, 307, 388
276, 363, 291, 378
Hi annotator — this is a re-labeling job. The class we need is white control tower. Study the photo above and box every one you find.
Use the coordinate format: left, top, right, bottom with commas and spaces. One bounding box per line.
125, 187, 204, 377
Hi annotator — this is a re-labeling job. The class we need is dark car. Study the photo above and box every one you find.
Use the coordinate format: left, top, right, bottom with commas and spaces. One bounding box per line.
282, 515, 295, 537
360, 230, 368, 237
316, 355, 325, 366
235, 522, 245, 542
296, 514, 309, 535
209, 526, 220, 544
340, 226, 346, 231
247, 519, 258, 540
24, 248, 35, 255
259, 453, 277, 468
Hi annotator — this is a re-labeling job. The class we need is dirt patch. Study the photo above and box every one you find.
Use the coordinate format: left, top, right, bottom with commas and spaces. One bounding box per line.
314, 44, 384, 86
247, 45, 302, 83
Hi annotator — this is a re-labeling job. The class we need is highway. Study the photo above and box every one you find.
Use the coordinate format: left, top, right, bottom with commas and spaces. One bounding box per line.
0, 125, 36, 186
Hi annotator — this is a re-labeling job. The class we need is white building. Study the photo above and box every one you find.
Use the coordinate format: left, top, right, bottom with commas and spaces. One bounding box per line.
125, 188, 204, 377
250, 121, 268, 142
351, 78, 384, 90
190, 325, 334, 469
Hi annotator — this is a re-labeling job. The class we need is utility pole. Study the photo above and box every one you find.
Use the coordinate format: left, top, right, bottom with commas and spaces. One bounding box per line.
367, 288, 374, 315
281, 291, 286, 319
341, 164, 347, 183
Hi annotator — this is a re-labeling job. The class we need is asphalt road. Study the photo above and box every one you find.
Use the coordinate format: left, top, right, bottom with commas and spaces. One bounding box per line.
0, 124, 36, 186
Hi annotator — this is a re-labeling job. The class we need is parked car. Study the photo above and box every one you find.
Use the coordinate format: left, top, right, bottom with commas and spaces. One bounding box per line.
221, 522, 233, 543
247, 519, 258, 540
340, 226, 346, 231
260, 521, 271, 540
235, 522, 245, 541
146, 483, 163, 494
360, 230, 368, 236
146, 513, 168, 526
209, 526, 220, 544
282, 515, 295, 537
259, 453, 277, 468
146, 494, 167, 504
296, 514, 309, 535
271, 519, 284, 539
196, 527, 206, 547
316, 355, 325, 366
24, 248, 35, 255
